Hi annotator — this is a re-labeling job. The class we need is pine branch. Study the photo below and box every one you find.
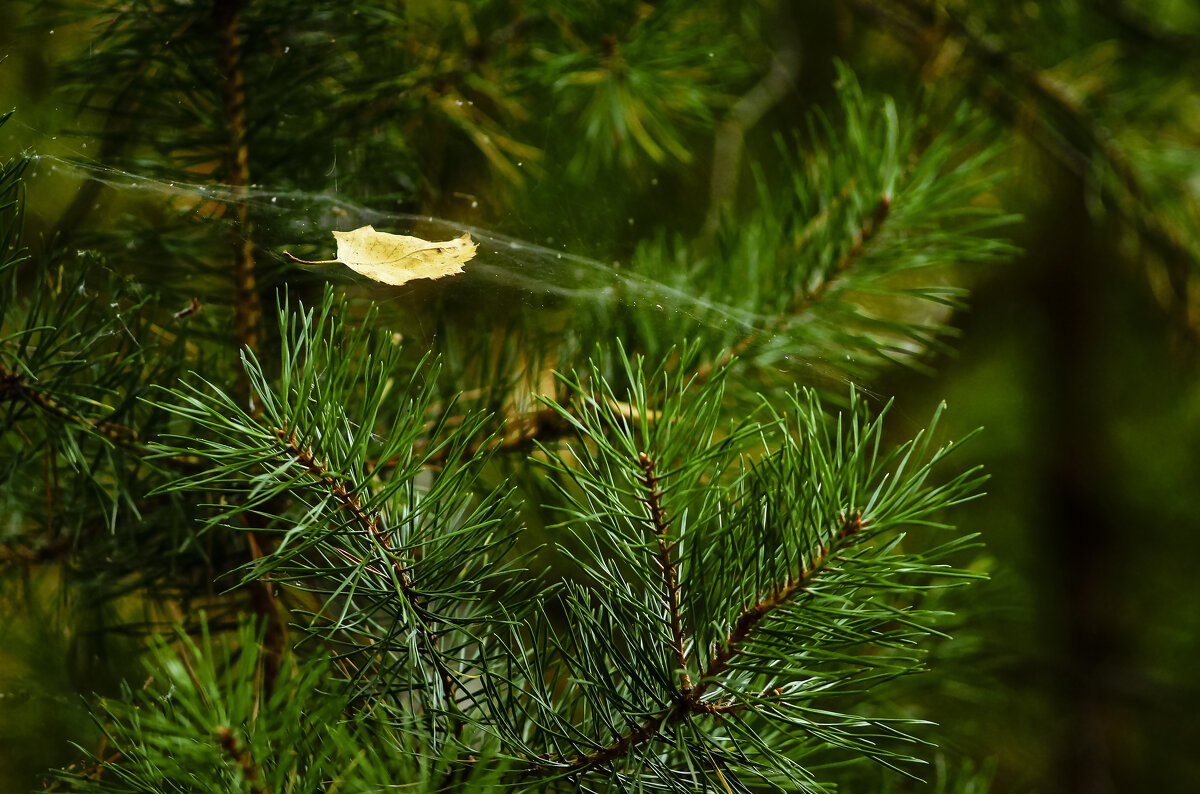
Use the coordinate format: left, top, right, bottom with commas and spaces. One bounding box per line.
859, 0, 1200, 343
149, 292, 528, 726
5, 6, 1022, 789
0, 361, 138, 445
697, 511, 864, 690
506, 356, 983, 787
636, 451, 690, 690
268, 421, 460, 707
534, 511, 866, 778
696, 192, 893, 381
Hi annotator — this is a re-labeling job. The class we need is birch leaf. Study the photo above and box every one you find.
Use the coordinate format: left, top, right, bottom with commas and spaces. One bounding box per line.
285, 226, 477, 286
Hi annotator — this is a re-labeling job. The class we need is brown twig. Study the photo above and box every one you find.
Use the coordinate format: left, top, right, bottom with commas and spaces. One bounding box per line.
696, 192, 892, 381
215, 726, 267, 794
213, 0, 260, 355
531, 511, 865, 777
636, 451, 691, 691
270, 424, 459, 707
172, 297, 202, 319
212, 0, 281, 691
697, 512, 863, 691
0, 362, 210, 475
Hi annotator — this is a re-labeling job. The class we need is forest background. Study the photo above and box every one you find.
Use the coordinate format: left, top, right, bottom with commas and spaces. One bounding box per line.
2, 1, 1200, 792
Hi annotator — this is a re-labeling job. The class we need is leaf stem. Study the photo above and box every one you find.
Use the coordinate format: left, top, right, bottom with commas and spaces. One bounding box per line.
282, 252, 340, 265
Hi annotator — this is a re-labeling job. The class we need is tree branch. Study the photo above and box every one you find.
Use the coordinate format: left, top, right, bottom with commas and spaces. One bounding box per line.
530, 511, 865, 778
636, 451, 690, 691
697, 511, 863, 691
270, 423, 459, 707
696, 192, 892, 381
0, 362, 138, 444
213, 0, 260, 355
856, 0, 1200, 345
703, 42, 801, 238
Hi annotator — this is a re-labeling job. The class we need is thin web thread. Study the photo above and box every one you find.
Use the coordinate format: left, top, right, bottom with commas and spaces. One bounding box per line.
27, 153, 773, 335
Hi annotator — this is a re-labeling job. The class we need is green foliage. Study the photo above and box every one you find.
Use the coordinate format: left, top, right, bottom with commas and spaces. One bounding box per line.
28, 0, 1200, 789
539, 0, 744, 176
56, 618, 512, 793
153, 292, 528, 713
72, 293, 981, 792
1, 132, 193, 594
486, 350, 985, 790
613, 68, 1017, 383
0, 0, 1019, 782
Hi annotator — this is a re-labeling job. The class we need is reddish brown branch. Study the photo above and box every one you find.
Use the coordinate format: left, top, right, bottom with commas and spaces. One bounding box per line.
212, 0, 278, 688
213, 0, 260, 354
698, 512, 863, 691
532, 511, 865, 778
696, 193, 892, 380
636, 451, 691, 690
270, 424, 458, 706
215, 726, 267, 794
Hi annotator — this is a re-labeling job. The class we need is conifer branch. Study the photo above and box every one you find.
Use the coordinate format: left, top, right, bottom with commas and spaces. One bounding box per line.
427, 188, 898, 461
3, 4, 1021, 784
269, 422, 459, 707
636, 451, 691, 690
0, 360, 209, 472
215, 726, 266, 794
0, 361, 138, 443
697, 511, 864, 689
697, 192, 892, 380
535, 511, 865, 778
790, 194, 893, 313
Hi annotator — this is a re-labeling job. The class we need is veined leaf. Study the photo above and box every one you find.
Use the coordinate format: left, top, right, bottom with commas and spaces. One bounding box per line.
286, 225, 477, 286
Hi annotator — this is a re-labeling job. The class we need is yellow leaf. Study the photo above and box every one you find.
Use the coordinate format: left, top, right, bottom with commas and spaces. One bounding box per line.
285, 226, 477, 286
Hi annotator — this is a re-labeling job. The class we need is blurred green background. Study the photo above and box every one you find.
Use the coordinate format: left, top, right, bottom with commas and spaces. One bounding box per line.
3, 1, 1200, 792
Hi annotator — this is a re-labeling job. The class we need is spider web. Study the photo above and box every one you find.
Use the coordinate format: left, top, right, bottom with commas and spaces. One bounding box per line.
9, 108, 884, 394
20, 150, 813, 355
25, 153, 772, 322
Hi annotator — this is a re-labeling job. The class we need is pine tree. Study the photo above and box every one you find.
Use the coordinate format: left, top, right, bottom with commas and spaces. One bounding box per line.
2, 1, 1196, 792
